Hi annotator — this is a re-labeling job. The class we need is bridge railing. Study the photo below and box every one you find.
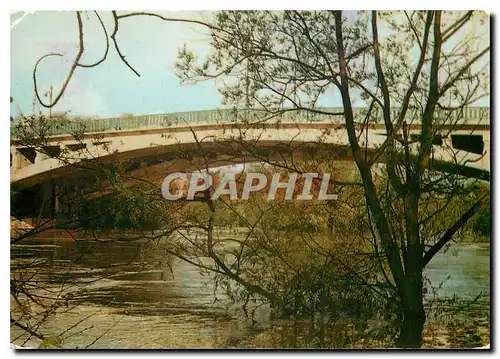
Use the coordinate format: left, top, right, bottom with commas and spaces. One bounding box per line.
10, 107, 489, 138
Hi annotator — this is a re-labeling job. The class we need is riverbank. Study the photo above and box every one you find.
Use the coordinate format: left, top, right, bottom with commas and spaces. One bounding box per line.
11, 303, 490, 349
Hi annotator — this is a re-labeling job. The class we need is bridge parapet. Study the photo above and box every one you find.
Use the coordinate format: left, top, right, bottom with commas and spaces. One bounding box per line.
11, 107, 489, 139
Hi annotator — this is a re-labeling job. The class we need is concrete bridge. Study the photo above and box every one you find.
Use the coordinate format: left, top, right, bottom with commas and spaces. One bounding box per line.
11, 107, 490, 190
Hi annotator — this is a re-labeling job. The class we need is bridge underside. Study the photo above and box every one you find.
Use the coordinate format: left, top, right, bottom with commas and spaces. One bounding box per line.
12, 139, 490, 195
12, 140, 352, 189
10, 137, 490, 222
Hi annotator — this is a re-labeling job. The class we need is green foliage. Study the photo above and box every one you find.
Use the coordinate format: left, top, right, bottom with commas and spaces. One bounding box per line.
470, 187, 491, 236
472, 210, 490, 236
449, 183, 490, 237
410, 181, 490, 243
38, 336, 63, 349
77, 192, 165, 230
277, 267, 383, 319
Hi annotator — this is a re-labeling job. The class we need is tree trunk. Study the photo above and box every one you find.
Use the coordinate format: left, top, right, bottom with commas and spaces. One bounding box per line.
396, 270, 426, 348
398, 300, 426, 348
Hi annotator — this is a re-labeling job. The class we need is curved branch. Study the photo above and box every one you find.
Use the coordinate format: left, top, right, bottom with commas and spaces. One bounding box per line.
404, 11, 423, 51
116, 11, 216, 29
110, 11, 223, 78
398, 11, 433, 124
334, 10, 405, 294
422, 192, 488, 267
33, 11, 85, 109
439, 46, 490, 98
371, 11, 393, 133
10, 316, 45, 341
111, 11, 140, 77
77, 11, 109, 68
442, 11, 474, 43
419, 11, 442, 172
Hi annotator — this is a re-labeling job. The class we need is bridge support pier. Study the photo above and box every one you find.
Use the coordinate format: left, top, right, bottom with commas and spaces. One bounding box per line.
11, 146, 37, 172
40, 181, 61, 219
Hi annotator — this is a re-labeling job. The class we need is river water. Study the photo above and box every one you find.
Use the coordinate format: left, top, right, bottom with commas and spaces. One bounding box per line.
10, 235, 490, 349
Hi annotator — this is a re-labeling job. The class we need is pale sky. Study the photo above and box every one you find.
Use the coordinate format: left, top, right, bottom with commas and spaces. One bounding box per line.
10, 11, 489, 119
11, 10, 222, 117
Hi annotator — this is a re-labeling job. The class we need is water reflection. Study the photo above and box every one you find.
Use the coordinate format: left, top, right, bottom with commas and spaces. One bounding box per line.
10, 237, 490, 348
424, 242, 490, 299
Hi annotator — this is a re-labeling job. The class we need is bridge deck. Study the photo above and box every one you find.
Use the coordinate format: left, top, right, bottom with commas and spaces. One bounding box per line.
11, 107, 489, 138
